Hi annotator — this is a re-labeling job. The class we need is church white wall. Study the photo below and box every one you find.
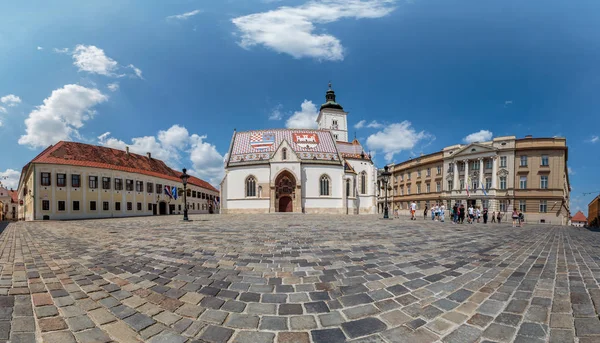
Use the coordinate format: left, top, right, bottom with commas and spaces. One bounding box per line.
302, 164, 344, 213
347, 159, 377, 214
225, 165, 270, 201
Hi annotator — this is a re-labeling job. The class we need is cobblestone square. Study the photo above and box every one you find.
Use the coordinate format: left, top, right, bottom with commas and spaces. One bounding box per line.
1, 215, 599, 342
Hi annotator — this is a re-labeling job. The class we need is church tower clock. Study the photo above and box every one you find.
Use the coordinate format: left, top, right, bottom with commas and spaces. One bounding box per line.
316, 83, 348, 142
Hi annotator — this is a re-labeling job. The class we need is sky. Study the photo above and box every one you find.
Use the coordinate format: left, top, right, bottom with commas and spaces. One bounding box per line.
0, 0, 599, 215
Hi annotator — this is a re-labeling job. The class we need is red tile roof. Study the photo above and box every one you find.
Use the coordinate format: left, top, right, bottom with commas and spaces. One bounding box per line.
29, 141, 218, 192
336, 139, 371, 160
8, 190, 18, 203
571, 210, 587, 222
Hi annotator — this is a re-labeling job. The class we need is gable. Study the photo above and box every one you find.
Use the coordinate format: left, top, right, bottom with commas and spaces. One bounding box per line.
271, 140, 300, 162
451, 143, 497, 158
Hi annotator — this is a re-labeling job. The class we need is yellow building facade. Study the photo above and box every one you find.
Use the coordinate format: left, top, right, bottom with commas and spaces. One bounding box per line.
589, 196, 600, 228
380, 136, 571, 225
17, 141, 219, 221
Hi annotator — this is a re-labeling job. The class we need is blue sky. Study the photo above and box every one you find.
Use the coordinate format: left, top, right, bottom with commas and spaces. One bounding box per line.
0, 0, 599, 214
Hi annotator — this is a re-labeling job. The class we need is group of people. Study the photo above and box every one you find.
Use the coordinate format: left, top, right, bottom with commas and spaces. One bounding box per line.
403, 201, 525, 227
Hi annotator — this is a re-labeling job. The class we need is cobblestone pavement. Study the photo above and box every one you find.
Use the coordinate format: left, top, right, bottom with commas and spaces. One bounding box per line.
1, 215, 599, 343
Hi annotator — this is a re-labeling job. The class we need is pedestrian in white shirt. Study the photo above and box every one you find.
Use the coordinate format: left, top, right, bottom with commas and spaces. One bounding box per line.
468, 205, 474, 224
476, 207, 481, 223
410, 201, 417, 220
440, 203, 445, 222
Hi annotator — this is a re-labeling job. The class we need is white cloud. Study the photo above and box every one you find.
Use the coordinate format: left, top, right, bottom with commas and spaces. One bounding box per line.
72, 45, 119, 76
589, 135, 599, 143
0, 169, 20, 190
285, 100, 319, 129
366, 120, 383, 128
18, 84, 108, 148
354, 120, 366, 129
366, 121, 432, 161
232, 0, 397, 61
568, 167, 575, 175
504, 100, 513, 106
166, 9, 201, 20
1, 94, 22, 107
37, 46, 43, 50
463, 130, 493, 144
53, 47, 70, 54
107, 83, 119, 92
127, 64, 143, 79
0, 119, 3, 126
98, 125, 224, 186
269, 104, 283, 120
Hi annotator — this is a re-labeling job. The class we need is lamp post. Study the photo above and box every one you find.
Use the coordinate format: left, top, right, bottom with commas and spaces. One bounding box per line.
180, 168, 190, 221
381, 165, 391, 219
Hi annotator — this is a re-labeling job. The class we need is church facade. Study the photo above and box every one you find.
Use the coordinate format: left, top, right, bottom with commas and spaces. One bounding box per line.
220, 85, 377, 214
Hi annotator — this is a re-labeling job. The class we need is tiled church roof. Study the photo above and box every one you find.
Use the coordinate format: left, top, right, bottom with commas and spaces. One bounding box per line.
336, 139, 370, 160
571, 211, 587, 222
27, 141, 218, 192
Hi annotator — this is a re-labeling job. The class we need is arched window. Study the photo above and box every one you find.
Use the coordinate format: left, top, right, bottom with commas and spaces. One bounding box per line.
346, 179, 350, 197
360, 172, 367, 195
282, 148, 287, 160
320, 175, 330, 196
246, 176, 257, 197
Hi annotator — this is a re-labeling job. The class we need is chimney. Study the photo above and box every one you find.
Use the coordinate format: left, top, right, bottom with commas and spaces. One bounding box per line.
126, 146, 129, 155
147, 152, 151, 159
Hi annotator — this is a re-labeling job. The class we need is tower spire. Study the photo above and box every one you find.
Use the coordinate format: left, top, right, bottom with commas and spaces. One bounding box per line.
320, 81, 343, 111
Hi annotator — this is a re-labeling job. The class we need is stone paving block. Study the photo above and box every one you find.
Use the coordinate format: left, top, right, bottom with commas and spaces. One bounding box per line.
260, 316, 288, 331
442, 325, 482, 343
226, 313, 260, 329
482, 323, 517, 341
549, 329, 575, 343
74, 327, 112, 343
88, 307, 117, 325
123, 312, 156, 332
311, 328, 347, 343
42, 331, 77, 343
200, 325, 234, 343
574, 317, 600, 336
12, 317, 35, 332
200, 309, 229, 324
147, 330, 187, 343
343, 304, 379, 319
9, 332, 36, 343
517, 322, 547, 339
232, 331, 275, 343
278, 332, 310, 343
67, 315, 96, 332
550, 313, 573, 328
102, 320, 140, 343
290, 315, 317, 330
39, 317, 68, 332
140, 323, 168, 340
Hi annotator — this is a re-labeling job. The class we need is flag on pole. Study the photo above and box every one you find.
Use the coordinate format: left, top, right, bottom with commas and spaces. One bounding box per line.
164, 185, 173, 199
172, 186, 178, 200
481, 181, 487, 196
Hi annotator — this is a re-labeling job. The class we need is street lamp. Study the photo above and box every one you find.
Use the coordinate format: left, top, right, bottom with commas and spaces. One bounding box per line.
180, 168, 190, 221
381, 165, 392, 219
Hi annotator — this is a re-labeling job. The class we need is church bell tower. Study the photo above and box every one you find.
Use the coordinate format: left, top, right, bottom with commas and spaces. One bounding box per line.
316, 82, 348, 142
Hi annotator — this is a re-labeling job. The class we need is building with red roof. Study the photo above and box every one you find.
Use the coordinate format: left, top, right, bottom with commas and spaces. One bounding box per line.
571, 210, 587, 227
0, 186, 18, 221
16, 141, 219, 221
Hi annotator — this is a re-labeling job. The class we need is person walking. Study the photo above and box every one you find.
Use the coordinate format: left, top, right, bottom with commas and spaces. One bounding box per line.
410, 201, 417, 220
497, 211, 502, 223
423, 205, 428, 220
476, 207, 481, 223
440, 202, 445, 222
511, 208, 519, 227
459, 204, 465, 224
468, 205, 474, 224
431, 204, 436, 221
518, 211, 524, 227
483, 208, 488, 224
453, 204, 459, 223
491, 211, 496, 223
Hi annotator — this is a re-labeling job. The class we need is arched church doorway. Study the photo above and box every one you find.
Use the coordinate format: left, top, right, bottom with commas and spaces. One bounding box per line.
159, 201, 167, 215
275, 170, 296, 212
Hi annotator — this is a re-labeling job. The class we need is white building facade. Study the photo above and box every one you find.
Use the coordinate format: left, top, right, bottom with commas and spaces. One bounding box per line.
220, 85, 377, 214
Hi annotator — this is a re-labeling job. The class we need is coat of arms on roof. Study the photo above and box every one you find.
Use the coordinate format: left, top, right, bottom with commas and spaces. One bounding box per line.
293, 133, 319, 149
250, 132, 275, 150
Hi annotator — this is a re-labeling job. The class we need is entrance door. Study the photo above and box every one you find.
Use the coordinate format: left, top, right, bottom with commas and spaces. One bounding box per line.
152, 204, 157, 215
279, 196, 293, 212
159, 202, 167, 215
169, 204, 175, 214
275, 171, 296, 213
467, 199, 477, 207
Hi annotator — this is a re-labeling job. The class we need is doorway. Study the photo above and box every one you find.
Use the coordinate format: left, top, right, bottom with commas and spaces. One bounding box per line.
152, 204, 157, 215
159, 201, 167, 215
275, 170, 296, 212
467, 199, 477, 208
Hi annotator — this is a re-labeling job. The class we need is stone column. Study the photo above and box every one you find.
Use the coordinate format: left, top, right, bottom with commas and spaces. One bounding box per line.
492, 156, 498, 189
463, 160, 469, 191
453, 161, 459, 191
479, 158, 484, 190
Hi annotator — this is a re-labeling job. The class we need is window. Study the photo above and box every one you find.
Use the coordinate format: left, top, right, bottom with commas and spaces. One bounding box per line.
460, 179, 465, 190
127, 202, 132, 211
417, 170, 421, 178
485, 159, 492, 169
42, 200, 50, 211
539, 200, 547, 213
459, 163, 465, 171
41, 172, 51, 186
58, 201, 65, 211
540, 176, 548, 189
426, 168, 431, 177
89, 176, 98, 189
103, 201, 109, 211
471, 161, 480, 170
282, 148, 287, 160
416, 184, 421, 194
192, 191, 197, 197
156, 184, 162, 194
436, 182, 441, 192
407, 172, 411, 180
482, 199, 489, 209
485, 178, 492, 190
72, 175, 80, 188
541, 155, 549, 166
73, 201, 80, 211
360, 172, 367, 194
147, 182, 153, 193
246, 176, 257, 197
520, 155, 528, 167
320, 175, 330, 196
115, 202, 121, 211
472, 180, 478, 191
426, 183, 431, 193
407, 187, 411, 195
102, 177, 111, 190
148, 203, 153, 211
90, 201, 97, 211
500, 156, 507, 168
400, 174, 404, 181
346, 180, 350, 197
115, 178, 123, 190
137, 202, 142, 211
447, 180, 453, 191
333, 134, 338, 140
57, 174, 66, 187
126, 179, 134, 191
520, 176, 527, 189
136, 181, 143, 192
519, 200, 526, 212
499, 200, 507, 212
500, 177, 507, 190
437, 166, 442, 175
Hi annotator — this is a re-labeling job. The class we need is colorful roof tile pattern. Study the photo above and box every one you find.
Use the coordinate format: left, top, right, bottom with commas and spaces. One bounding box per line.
336, 139, 370, 160
228, 129, 341, 164
27, 141, 218, 192
572, 211, 587, 222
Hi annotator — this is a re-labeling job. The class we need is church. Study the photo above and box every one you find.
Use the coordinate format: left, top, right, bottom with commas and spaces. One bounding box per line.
220, 85, 377, 214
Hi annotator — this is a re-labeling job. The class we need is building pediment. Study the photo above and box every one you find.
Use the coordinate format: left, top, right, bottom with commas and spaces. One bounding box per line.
451, 143, 497, 159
